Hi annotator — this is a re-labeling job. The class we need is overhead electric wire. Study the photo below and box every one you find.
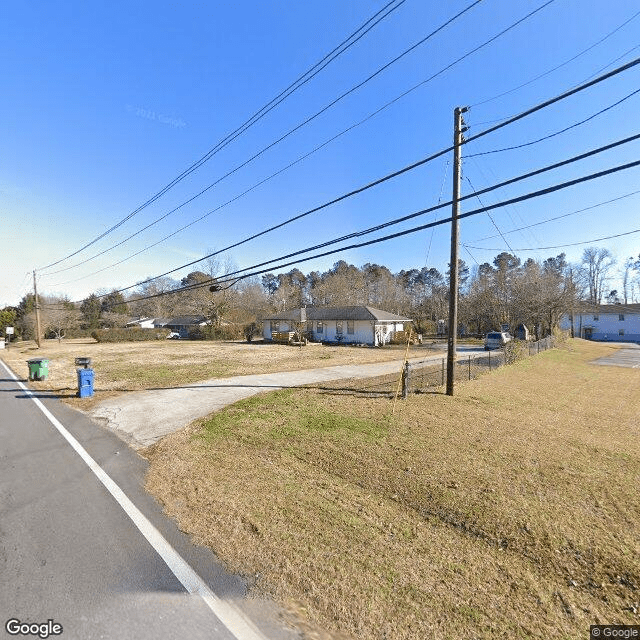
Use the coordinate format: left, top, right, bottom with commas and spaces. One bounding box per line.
467, 87, 640, 157
76, 66, 640, 299
424, 159, 449, 267
44, 0, 552, 279
464, 175, 516, 254
115, 156, 640, 308
468, 189, 640, 243
469, 157, 540, 247
36, 0, 408, 272
471, 8, 640, 107
472, 42, 640, 128
52, 37, 640, 292
63, 52, 640, 300
464, 228, 640, 252
98, 132, 640, 304
99, 68, 640, 297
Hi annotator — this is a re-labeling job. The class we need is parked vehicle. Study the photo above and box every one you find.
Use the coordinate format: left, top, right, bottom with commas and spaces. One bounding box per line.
484, 331, 512, 350
166, 332, 181, 340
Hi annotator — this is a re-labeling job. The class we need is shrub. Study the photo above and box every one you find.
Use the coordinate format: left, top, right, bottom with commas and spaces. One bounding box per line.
504, 339, 528, 364
187, 324, 246, 341
91, 328, 171, 343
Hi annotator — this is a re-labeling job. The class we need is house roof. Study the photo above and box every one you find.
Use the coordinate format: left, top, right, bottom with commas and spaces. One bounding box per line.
125, 317, 153, 326
166, 316, 208, 326
573, 303, 640, 314
262, 306, 412, 323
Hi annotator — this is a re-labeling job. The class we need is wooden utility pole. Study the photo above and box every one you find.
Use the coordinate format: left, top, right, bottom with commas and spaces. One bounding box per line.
33, 270, 42, 348
446, 106, 468, 396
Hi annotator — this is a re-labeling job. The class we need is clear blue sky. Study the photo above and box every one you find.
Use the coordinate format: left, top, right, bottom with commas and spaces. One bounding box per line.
2, 0, 639, 307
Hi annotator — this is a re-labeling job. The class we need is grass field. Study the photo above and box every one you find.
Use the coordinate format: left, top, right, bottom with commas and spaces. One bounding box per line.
0, 337, 435, 409
142, 339, 640, 639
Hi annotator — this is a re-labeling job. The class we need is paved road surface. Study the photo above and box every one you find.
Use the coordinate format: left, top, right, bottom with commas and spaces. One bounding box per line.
590, 343, 640, 368
91, 348, 485, 449
0, 361, 298, 640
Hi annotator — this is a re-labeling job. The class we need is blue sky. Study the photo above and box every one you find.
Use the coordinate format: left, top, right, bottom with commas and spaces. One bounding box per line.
2, 0, 639, 307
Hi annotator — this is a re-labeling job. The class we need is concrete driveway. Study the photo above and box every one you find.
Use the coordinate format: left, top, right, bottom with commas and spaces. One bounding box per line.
90, 351, 469, 449
590, 342, 640, 368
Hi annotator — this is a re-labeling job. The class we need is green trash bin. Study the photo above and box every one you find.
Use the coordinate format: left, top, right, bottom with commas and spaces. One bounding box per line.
27, 358, 50, 381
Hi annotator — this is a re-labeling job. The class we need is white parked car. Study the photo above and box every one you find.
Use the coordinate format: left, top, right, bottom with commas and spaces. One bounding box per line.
484, 331, 512, 350
166, 332, 181, 340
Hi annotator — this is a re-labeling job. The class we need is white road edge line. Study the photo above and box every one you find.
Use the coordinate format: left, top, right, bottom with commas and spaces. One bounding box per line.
0, 359, 268, 640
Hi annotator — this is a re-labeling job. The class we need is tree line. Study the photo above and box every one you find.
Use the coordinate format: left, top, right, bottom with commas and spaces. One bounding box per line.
2, 247, 639, 341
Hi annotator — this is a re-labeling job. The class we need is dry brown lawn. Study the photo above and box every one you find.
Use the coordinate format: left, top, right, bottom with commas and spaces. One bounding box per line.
142, 339, 639, 639
0, 337, 434, 410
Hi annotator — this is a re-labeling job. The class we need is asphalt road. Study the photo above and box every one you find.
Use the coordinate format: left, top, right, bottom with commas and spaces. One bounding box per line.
0, 361, 298, 640
590, 342, 640, 368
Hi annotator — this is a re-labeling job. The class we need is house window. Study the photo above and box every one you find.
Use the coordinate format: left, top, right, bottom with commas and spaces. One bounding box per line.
593, 315, 598, 321
619, 314, 625, 321
347, 320, 354, 334
270, 321, 280, 332
336, 321, 343, 335
619, 329, 625, 336
316, 321, 323, 334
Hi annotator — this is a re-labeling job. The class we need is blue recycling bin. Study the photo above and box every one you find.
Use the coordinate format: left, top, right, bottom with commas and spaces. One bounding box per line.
77, 368, 95, 398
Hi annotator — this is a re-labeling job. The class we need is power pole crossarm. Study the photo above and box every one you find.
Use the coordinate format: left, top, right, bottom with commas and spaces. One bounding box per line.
446, 106, 468, 396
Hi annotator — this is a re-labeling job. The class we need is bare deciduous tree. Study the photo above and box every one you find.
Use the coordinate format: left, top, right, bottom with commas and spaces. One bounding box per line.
580, 247, 615, 306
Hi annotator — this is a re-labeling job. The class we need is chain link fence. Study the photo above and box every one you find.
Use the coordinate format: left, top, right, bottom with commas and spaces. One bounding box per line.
402, 335, 556, 396
312, 337, 556, 399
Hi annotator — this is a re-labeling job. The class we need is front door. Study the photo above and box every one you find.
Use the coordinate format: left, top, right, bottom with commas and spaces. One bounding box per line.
584, 327, 593, 340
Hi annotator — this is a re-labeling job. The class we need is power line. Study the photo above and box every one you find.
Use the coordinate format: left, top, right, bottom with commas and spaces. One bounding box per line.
123, 157, 640, 306
424, 159, 449, 267
468, 87, 640, 157
469, 157, 541, 247
55, 52, 640, 298
42, 0, 552, 279
464, 228, 640, 252
51, 49, 640, 293
36, 0, 408, 272
464, 175, 516, 254
472, 43, 640, 128
466, 189, 640, 243
75, 127, 640, 302
471, 8, 640, 108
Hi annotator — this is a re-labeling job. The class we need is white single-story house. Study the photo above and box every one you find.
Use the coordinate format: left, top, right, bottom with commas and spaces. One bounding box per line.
262, 306, 412, 346
126, 317, 169, 329
165, 316, 210, 338
560, 303, 640, 343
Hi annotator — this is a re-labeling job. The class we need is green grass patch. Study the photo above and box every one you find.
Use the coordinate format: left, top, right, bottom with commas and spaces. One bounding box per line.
199, 389, 390, 443
141, 338, 640, 639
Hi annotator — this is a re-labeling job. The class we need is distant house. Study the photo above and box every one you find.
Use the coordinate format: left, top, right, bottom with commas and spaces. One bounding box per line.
126, 317, 170, 330
262, 306, 412, 346
560, 303, 640, 343
165, 316, 209, 338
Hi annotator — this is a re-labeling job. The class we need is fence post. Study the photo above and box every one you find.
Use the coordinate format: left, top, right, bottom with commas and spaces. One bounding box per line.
488, 349, 491, 371
441, 358, 445, 386
402, 361, 410, 399
468, 355, 471, 381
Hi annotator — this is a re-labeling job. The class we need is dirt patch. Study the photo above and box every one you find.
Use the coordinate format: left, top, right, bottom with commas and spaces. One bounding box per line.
143, 339, 640, 639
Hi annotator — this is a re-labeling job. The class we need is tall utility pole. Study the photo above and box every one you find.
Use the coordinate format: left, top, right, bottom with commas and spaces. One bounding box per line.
446, 106, 468, 396
33, 270, 42, 348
